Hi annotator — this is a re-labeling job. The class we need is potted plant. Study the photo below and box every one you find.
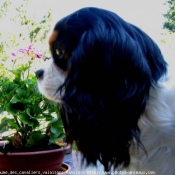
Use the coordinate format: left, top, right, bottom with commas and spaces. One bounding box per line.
0, 45, 71, 174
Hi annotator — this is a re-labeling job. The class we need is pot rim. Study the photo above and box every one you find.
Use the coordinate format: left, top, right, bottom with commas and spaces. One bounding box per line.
0, 144, 71, 156
59, 162, 71, 175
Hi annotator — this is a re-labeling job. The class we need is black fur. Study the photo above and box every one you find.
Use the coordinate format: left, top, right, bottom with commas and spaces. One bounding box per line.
52, 7, 167, 171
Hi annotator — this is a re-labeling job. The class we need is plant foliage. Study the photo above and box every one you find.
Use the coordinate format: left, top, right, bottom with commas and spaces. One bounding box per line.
0, 0, 65, 152
163, 0, 175, 32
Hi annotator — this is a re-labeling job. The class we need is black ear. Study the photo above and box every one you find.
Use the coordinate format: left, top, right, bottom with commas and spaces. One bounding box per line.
69, 19, 167, 102
71, 21, 167, 88
57, 7, 167, 171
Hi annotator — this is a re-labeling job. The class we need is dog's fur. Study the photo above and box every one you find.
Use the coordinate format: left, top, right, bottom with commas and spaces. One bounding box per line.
36, 7, 175, 174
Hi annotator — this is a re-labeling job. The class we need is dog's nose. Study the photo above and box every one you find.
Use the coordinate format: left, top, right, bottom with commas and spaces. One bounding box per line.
35, 69, 44, 79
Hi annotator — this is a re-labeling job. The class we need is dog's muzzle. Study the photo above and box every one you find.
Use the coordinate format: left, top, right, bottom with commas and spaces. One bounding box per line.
35, 59, 67, 103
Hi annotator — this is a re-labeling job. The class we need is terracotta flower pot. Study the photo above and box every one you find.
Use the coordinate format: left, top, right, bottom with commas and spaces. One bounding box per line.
0, 144, 71, 174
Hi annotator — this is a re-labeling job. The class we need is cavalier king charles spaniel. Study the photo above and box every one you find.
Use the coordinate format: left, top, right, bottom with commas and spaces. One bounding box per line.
36, 7, 175, 174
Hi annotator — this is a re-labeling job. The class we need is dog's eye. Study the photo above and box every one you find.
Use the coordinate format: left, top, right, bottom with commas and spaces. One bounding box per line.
50, 42, 70, 71
56, 49, 59, 55
51, 48, 68, 71
56, 49, 65, 58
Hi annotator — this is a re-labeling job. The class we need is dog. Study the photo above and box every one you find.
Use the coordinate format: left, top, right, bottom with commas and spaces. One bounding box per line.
36, 7, 175, 174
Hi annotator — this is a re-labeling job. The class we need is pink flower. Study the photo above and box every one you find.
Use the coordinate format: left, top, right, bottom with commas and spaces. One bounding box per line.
11, 53, 16, 57
28, 45, 32, 50
35, 54, 42, 58
11, 44, 43, 59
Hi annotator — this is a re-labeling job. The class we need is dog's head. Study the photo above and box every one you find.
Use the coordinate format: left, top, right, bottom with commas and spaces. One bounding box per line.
36, 7, 167, 171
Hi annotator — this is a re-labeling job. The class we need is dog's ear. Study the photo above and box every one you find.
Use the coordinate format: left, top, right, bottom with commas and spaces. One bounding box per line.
57, 7, 167, 171
62, 22, 167, 171
71, 24, 167, 87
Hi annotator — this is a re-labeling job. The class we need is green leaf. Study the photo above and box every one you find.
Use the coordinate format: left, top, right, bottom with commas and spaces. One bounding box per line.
5, 103, 18, 115
15, 88, 30, 99
50, 117, 63, 135
26, 108, 32, 118
49, 132, 65, 143
19, 113, 39, 128
49, 117, 65, 143
3, 83, 19, 94
43, 114, 54, 121
50, 125, 63, 136
11, 97, 20, 103
25, 77, 36, 85
1, 117, 18, 131
8, 118, 18, 130
7, 102, 25, 112
9, 69, 21, 77
25, 131, 45, 147
0, 120, 8, 133
26, 106, 42, 118
0, 106, 4, 114
16, 88, 26, 96
30, 115, 44, 119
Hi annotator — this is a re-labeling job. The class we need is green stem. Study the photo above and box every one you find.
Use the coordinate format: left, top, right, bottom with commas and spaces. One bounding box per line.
22, 125, 30, 141
14, 114, 21, 128
26, 62, 31, 79
34, 101, 52, 117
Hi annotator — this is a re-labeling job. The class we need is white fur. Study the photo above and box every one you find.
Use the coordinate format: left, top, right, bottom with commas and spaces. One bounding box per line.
127, 83, 175, 175
37, 59, 66, 103
37, 59, 175, 175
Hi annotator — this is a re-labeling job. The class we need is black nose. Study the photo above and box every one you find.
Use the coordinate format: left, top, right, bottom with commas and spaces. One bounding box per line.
35, 69, 44, 79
